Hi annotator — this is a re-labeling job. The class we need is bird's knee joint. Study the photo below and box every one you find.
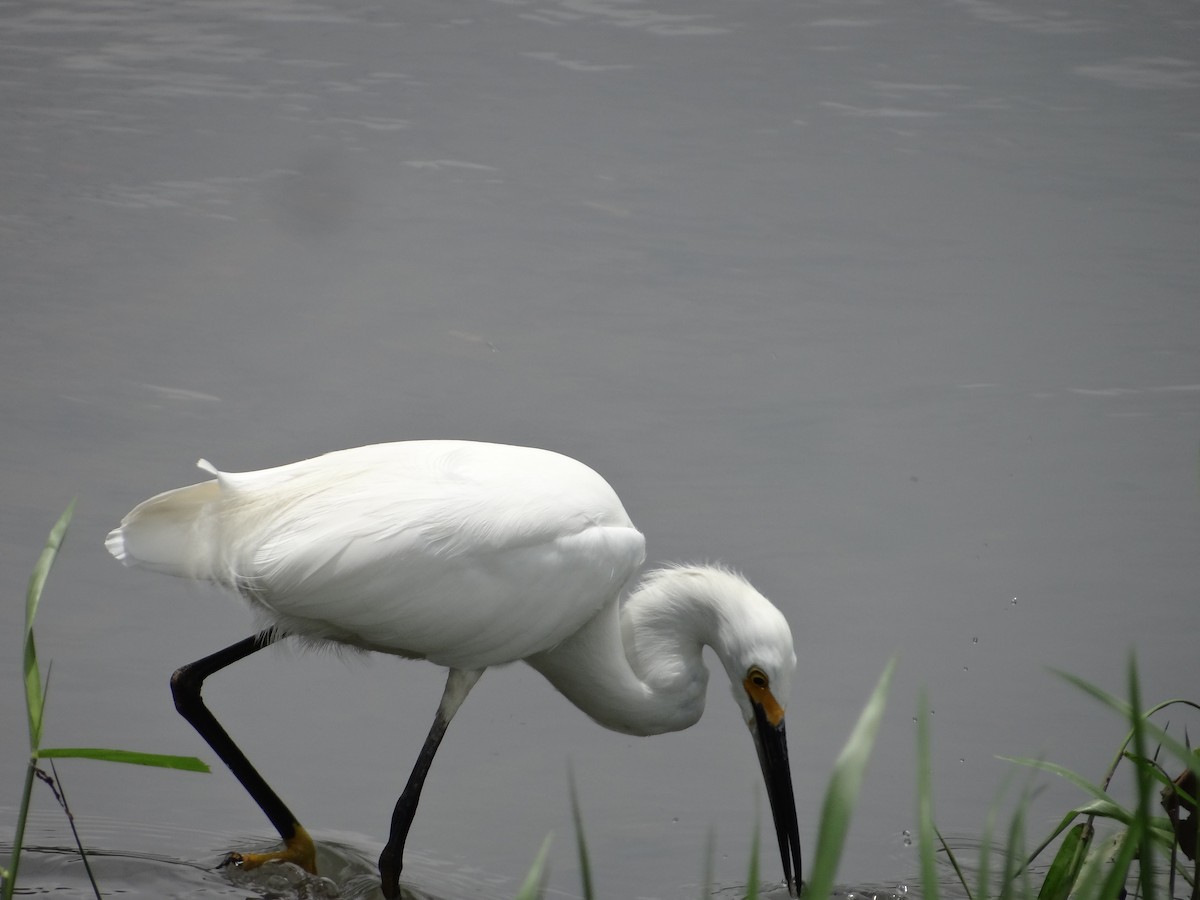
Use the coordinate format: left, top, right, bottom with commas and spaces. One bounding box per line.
170, 665, 202, 711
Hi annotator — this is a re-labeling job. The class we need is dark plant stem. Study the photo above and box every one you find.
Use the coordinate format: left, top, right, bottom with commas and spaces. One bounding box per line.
38, 761, 102, 899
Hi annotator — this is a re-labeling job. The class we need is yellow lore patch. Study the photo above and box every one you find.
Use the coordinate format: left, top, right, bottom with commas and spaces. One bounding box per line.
743, 675, 785, 727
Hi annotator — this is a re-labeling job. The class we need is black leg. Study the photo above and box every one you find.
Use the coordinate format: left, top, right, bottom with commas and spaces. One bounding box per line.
171, 629, 316, 873
378, 706, 452, 897
378, 668, 483, 899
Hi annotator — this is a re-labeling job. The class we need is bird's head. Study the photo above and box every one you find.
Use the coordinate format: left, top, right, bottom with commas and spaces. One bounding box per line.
709, 572, 802, 897
619, 564, 803, 894
699, 568, 795, 725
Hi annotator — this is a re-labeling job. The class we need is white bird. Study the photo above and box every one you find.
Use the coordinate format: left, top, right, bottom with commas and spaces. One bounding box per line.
106, 440, 801, 898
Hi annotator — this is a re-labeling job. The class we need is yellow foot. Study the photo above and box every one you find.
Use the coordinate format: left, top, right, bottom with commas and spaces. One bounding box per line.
223, 824, 317, 874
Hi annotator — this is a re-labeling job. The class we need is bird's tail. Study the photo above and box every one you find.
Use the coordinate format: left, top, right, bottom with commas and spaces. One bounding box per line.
106, 462, 225, 580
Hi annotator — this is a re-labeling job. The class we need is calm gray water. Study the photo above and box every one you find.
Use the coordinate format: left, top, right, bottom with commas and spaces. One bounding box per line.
2, 0, 1198, 897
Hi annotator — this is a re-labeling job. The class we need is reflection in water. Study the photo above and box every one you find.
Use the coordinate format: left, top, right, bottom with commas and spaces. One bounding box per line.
3, 840, 821, 900
5, 811, 836, 899
1, 827, 501, 899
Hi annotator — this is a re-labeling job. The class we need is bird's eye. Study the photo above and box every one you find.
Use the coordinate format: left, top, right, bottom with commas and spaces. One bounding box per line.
748, 667, 769, 688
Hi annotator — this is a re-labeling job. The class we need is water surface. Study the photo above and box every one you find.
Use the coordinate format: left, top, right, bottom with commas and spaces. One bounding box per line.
2, 0, 1198, 897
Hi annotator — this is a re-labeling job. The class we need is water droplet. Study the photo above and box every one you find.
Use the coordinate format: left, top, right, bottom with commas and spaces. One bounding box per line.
672, 816, 679, 823
972, 636, 979, 644
963, 665, 968, 671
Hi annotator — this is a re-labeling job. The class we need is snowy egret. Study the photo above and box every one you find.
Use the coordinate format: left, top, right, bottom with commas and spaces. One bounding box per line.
106, 440, 801, 897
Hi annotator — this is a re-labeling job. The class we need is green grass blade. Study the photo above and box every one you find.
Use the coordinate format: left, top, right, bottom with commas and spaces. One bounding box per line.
25, 501, 75, 634
566, 765, 594, 900
1143, 698, 1200, 720
1000, 757, 1130, 815
24, 630, 44, 752
2, 763, 39, 900
1127, 656, 1156, 900
1052, 671, 1200, 783
39, 748, 210, 772
1051, 669, 1132, 719
998, 790, 1030, 900
976, 768, 1017, 900
1138, 724, 1200, 782
976, 817, 995, 900
1028, 800, 1134, 865
804, 656, 898, 900
513, 834, 553, 900
1130, 753, 1199, 803
1036, 821, 1091, 900
1024, 809, 1085, 868
916, 689, 940, 900
24, 501, 75, 749
935, 828, 972, 900
1097, 825, 1139, 900
1071, 798, 1133, 822
1070, 830, 1130, 900
8, 503, 76, 900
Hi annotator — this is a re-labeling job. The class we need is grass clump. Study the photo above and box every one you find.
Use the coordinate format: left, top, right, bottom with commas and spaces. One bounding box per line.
920, 659, 1198, 900
2, 502, 208, 900
537, 649, 1196, 900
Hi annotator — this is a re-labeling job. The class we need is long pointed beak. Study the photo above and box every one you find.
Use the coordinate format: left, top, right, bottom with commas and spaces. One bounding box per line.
751, 698, 803, 897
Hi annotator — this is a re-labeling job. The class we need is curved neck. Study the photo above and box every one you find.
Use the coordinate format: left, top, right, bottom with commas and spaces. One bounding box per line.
526, 567, 732, 737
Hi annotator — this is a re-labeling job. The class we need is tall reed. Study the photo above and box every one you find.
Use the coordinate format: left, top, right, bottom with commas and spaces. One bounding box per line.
2, 503, 208, 900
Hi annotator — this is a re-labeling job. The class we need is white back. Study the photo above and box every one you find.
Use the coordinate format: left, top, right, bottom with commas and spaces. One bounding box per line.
109, 441, 647, 668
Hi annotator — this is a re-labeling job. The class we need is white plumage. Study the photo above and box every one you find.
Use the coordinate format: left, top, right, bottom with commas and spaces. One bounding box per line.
107, 440, 801, 896
108, 442, 644, 668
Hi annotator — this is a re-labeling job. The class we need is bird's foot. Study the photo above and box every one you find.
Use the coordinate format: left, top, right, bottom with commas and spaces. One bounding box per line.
221, 825, 317, 874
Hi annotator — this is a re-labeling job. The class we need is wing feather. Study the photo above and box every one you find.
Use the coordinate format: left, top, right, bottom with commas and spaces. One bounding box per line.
196, 441, 646, 667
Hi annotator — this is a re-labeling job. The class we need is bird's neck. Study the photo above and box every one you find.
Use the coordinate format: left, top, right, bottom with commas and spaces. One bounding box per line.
526, 566, 735, 737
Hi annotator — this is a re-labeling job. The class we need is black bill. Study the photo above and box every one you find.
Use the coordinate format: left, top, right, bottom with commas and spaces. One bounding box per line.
752, 699, 803, 897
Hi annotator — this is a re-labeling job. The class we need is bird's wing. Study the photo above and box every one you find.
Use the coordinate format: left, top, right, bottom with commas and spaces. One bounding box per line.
211, 441, 647, 667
